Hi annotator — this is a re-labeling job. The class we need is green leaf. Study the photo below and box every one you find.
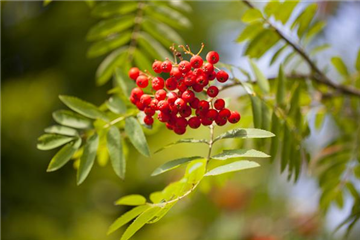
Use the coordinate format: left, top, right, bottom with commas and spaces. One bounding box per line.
47, 138, 82, 172
116, 194, 147, 206
214, 128, 275, 142
91, 1, 138, 18
245, 30, 280, 59
356, 49, 360, 71
249, 59, 270, 94
185, 159, 206, 184
154, 138, 208, 153
280, 125, 291, 172
77, 133, 99, 185
86, 15, 134, 41
107, 126, 126, 179
261, 101, 271, 131
211, 149, 270, 160
125, 117, 150, 157
96, 47, 127, 86
44, 125, 78, 137
205, 160, 260, 176
147, 202, 176, 224
310, 44, 330, 55
121, 206, 162, 240
106, 95, 127, 114
270, 45, 287, 66
250, 95, 262, 128
241, 9, 263, 23
114, 68, 136, 98
59, 95, 109, 121
270, 112, 280, 162
151, 156, 203, 176
145, 5, 191, 30
87, 31, 132, 58
305, 21, 326, 41
264, 1, 280, 17
276, 65, 286, 106
272, 1, 298, 24
137, 32, 172, 60
43, 0, 52, 6
291, 4, 317, 37
107, 205, 150, 235
53, 110, 93, 129
331, 57, 349, 76
37, 134, 75, 150
237, 22, 264, 43
133, 49, 153, 72
283, 51, 296, 66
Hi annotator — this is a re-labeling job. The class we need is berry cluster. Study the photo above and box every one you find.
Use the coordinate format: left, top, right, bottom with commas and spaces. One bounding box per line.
128, 45, 241, 135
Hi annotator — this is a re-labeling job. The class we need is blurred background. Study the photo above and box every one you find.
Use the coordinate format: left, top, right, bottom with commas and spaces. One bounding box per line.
1, 1, 360, 240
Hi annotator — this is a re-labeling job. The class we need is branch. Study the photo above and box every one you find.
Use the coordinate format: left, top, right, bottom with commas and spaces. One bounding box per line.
241, 0, 360, 98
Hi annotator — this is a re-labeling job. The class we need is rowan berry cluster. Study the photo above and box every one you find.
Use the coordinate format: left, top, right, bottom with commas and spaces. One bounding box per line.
128, 45, 241, 135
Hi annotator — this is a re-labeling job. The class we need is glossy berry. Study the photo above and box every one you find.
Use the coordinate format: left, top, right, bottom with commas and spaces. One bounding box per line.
140, 94, 151, 106
128, 67, 140, 80
165, 77, 177, 90
192, 83, 203, 93
216, 70, 229, 83
174, 98, 186, 110
178, 60, 191, 73
190, 98, 200, 109
215, 117, 227, 126
206, 109, 218, 121
182, 90, 195, 102
167, 92, 178, 105
152, 77, 164, 91
144, 106, 155, 116
206, 51, 220, 64
174, 126, 186, 135
170, 67, 182, 79
188, 116, 201, 129
214, 99, 225, 110
228, 111, 241, 123
161, 60, 172, 73
203, 63, 214, 74
144, 116, 154, 125
190, 55, 203, 68
155, 89, 166, 101
218, 108, 231, 121
130, 87, 143, 100
201, 117, 213, 126
158, 100, 169, 112
180, 106, 192, 118
207, 86, 219, 97
136, 76, 149, 88
158, 112, 170, 122
184, 73, 196, 86
208, 71, 217, 80
152, 61, 162, 73
198, 100, 210, 112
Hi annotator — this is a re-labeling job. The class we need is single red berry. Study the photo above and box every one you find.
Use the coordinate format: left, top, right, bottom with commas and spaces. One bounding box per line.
190, 98, 200, 109
167, 92, 178, 105
214, 99, 225, 110
192, 83, 203, 93
178, 60, 191, 73
188, 116, 201, 129
144, 106, 155, 116
198, 100, 210, 112
203, 63, 214, 74
228, 111, 241, 123
130, 96, 137, 105
165, 77, 177, 91
174, 126, 186, 135
190, 55, 203, 68
177, 79, 187, 92
215, 117, 227, 126
166, 122, 174, 130
181, 90, 195, 102
206, 51, 220, 64
180, 106, 192, 118
136, 101, 145, 111
161, 60, 172, 73
207, 86, 219, 97
158, 111, 170, 122
216, 70, 229, 83
196, 108, 208, 118
149, 99, 158, 110
206, 109, 218, 121
144, 116, 154, 125
152, 61, 162, 73
170, 67, 182, 79
136, 75, 149, 88
175, 117, 188, 128
158, 100, 169, 112
193, 68, 204, 76
128, 67, 140, 80
140, 94, 152, 106
218, 108, 231, 121
168, 104, 179, 115
152, 77, 165, 91
130, 87, 144, 100
201, 117, 213, 126
174, 98, 186, 110
208, 71, 217, 80
196, 75, 209, 87
184, 72, 196, 86
155, 89, 167, 101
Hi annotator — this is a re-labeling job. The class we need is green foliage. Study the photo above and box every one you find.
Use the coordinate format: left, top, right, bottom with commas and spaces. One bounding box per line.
107, 126, 126, 179
331, 57, 349, 76
205, 160, 260, 176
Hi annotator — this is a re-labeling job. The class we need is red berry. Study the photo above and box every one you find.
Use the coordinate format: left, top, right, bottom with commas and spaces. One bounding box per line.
192, 83, 203, 93
228, 111, 241, 123
196, 75, 209, 87
206, 109, 218, 121
140, 94, 151, 106
207, 86, 219, 97
165, 77, 177, 90
130, 96, 137, 104
170, 67, 182, 79
157, 100, 169, 112
149, 99, 158, 110
165, 123, 173, 130
193, 68, 204, 76
128, 67, 140, 80
174, 98, 186, 110
184, 72, 196, 86
182, 90, 195, 102
152, 77, 165, 91
214, 99, 225, 110
144, 106, 155, 116
190, 98, 200, 109
136, 101, 145, 111
152, 61, 162, 73
155, 89, 167, 101
161, 60, 172, 73
203, 63, 214, 74
215, 117, 227, 126
175, 117, 188, 128
198, 100, 210, 112
201, 117, 213, 126
206, 51, 220, 64
180, 106, 192, 118
208, 71, 217, 80
177, 79, 187, 92
167, 92, 178, 105
130, 87, 143, 100
178, 60, 191, 73
174, 126, 186, 135
216, 70, 229, 83
136, 76, 149, 88
190, 55, 203, 68
218, 108, 231, 121
158, 112, 170, 122
144, 116, 154, 125
188, 116, 201, 129
196, 108, 208, 118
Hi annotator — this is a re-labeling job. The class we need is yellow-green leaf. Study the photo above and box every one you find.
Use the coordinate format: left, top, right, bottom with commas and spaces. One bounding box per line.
116, 194, 147, 206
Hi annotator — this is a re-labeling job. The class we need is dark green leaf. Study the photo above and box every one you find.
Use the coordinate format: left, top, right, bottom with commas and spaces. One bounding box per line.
261, 101, 271, 131
37, 134, 75, 150
280, 125, 291, 172
205, 160, 260, 176
154, 138, 208, 153
151, 156, 203, 176
237, 22, 264, 43
137, 32, 172, 60
114, 68, 137, 98
44, 125, 78, 137
145, 5, 191, 30
270, 45, 287, 66
250, 95, 262, 128
305, 21, 326, 41
107, 205, 150, 235
276, 65, 286, 106
92, 1, 138, 18
115, 194, 147, 206
53, 110, 93, 129
214, 128, 275, 142
245, 30, 280, 59
211, 149, 269, 160
125, 117, 150, 157
331, 57, 349, 76
249, 59, 270, 94
356, 49, 360, 71
133, 49, 153, 72
47, 138, 81, 172
107, 126, 126, 179
291, 4, 317, 37
241, 9, 263, 23
87, 31, 131, 58
270, 112, 280, 162
77, 133, 99, 185
106, 95, 127, 114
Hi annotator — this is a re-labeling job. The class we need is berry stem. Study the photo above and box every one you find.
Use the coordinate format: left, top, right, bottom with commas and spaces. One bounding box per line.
196, 43, 205, 56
